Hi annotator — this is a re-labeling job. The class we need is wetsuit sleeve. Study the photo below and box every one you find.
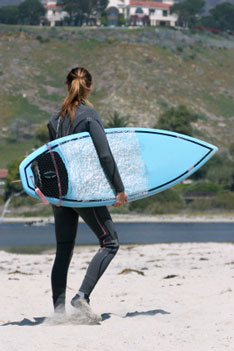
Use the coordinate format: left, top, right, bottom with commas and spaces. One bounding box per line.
86, 117, 125, 194
47, 122, 55, 141
47, 110, 61, 141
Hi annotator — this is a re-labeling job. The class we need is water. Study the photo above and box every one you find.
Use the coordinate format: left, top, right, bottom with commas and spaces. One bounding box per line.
0, 222, 234, 247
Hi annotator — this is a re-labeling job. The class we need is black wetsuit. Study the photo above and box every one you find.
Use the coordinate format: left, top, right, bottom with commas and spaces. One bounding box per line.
48, 103, 124, 310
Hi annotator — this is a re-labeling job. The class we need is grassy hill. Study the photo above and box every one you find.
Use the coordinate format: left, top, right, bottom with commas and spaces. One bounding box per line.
0, 25, 234, 168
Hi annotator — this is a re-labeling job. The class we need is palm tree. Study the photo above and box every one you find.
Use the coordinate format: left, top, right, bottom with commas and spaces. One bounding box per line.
105, 111, 131, 128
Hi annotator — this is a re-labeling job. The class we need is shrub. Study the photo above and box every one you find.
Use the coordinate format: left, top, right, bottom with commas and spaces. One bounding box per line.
10, 195, 38, 208
129, 189, 184, 214
154, 105, 200, 136
105, 111, 132, 128
182, 181, 221, 197
215, 192, 234, 209
188, 191, 234, 210
35, 124, 49, 144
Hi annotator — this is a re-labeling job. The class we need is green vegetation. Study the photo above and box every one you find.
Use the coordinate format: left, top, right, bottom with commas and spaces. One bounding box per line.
0, 138, 38, 168
58, 0, 108, 26
202, 92, 234, 118
0, 6, 19, 25
105, 111, 132, 128
0, 0, 45, 25
4, 156, 24, 200
0, 26, 234, 215
129, 189, 184, 215
35, 123, 50, 144
171, 0, 205, 28
200, 2, 234, 31
171, 1, 234, 32
154, 105, 200, 136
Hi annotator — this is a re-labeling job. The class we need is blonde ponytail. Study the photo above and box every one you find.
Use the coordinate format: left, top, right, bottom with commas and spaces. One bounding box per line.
60, 67, 93, 122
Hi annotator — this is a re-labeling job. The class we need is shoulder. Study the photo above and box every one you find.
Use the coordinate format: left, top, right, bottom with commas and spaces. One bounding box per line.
48, 109, 61, 130
49, 108, 60, 123
75, 105, 102, 123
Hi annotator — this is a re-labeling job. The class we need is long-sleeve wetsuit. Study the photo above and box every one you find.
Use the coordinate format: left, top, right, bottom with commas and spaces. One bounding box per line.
48, 103, 124, 193
48, 103, 123, 310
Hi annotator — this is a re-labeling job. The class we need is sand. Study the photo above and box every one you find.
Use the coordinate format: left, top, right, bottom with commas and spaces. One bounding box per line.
0, 242, 234, 350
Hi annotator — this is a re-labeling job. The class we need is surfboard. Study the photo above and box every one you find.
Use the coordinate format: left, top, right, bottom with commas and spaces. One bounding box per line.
19, 127, 218, 207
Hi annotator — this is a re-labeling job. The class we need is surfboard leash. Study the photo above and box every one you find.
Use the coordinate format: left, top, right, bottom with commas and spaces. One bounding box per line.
30, 175, 49, 205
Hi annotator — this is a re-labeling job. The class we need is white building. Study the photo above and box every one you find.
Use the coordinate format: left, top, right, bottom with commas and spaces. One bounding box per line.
41, 0, 177, 27
41, 0, 68, 26
107, 0, 178, 27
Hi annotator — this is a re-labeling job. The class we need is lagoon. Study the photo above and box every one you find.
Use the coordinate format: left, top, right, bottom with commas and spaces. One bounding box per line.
0, 222, 234, 247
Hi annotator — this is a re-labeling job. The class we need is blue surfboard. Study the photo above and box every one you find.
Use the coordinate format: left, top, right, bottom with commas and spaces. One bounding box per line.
19, 127, 218, 207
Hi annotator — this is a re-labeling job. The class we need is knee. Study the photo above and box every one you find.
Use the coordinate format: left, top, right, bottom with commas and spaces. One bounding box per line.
102, 233, 119, 254
111, 239, 120, 254
56, 241, 75, 260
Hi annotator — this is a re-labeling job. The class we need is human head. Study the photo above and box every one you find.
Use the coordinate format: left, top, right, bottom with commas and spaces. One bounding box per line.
60, 67, 93, 121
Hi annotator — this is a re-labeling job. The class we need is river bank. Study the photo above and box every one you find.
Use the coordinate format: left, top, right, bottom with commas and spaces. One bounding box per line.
2, 212, 234, 224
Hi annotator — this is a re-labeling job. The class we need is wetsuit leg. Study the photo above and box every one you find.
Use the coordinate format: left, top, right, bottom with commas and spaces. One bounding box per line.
74, 206, 119, 297
51, 206, 78, 310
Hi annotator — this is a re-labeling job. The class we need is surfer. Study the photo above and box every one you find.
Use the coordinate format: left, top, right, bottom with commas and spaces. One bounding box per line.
47, 67, 128, 314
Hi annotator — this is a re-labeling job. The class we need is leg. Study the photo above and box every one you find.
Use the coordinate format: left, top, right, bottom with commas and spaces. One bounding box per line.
74, 206, 119, 298
51, 205, 78, 310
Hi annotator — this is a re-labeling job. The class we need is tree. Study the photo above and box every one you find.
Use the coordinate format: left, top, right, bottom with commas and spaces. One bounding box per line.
59, 0, 108, 26
191, 153, 233, 188
118, 13, 126, 26
201, 2, 234, 31
205, 155, 233, 186
35, 124, 49, 144
105, 111, 131, 128
18, 0, 45, 25
171, 0, 205, 27
4, 157, 24, 201
101, 11, 108, 26
0, 6, 19, 24
59, 0, 84, 26
229, 142, 234, 160
154, 105, 199, 136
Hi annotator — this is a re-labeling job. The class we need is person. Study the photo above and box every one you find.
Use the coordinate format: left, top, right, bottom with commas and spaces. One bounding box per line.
47, 67, 128, 314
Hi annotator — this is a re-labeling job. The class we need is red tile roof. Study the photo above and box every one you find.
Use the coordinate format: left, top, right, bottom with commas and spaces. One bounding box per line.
0, 169, 8, 179
129, 1, 172, 8
44, 4, 62, 9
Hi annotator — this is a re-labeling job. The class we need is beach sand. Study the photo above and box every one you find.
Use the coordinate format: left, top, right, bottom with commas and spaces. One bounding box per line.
0, 242, 233, 351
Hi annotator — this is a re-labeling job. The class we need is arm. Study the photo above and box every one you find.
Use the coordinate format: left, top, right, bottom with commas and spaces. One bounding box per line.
47, 122, 55, 141
86, 116, 125, 194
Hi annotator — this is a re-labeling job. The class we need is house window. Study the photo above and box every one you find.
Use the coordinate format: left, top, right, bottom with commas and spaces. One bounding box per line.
163, 10, 168, 17
149, 9, 155, 16
135, 7, 144, 14
107, 7, 119, 26
108, 8, 118, 16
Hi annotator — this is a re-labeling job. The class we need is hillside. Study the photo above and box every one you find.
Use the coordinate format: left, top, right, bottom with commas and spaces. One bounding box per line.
0, 0, 23, 7
1, 0, 234, 8
203, 0, 234, 13
0, 25, 234, 167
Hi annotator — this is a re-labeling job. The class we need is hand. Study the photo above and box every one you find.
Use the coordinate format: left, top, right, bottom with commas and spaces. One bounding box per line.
114, 191, 128, 207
